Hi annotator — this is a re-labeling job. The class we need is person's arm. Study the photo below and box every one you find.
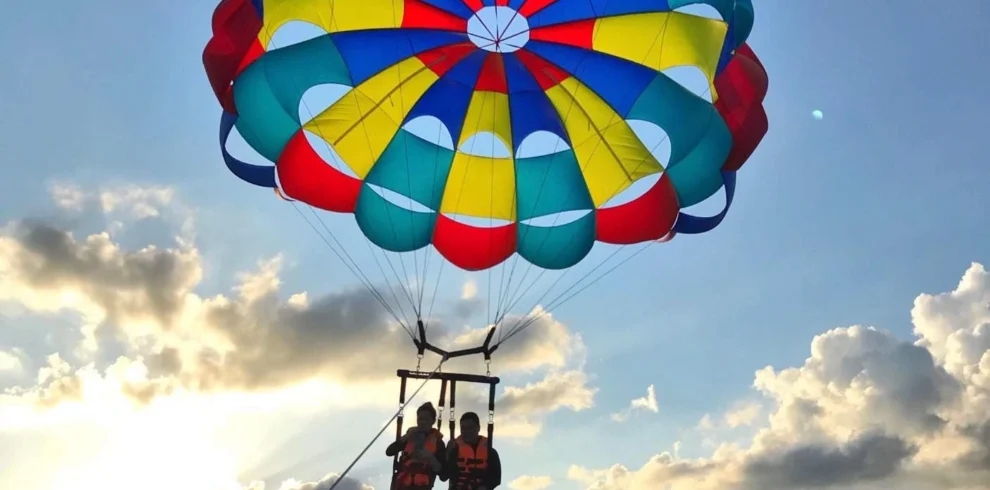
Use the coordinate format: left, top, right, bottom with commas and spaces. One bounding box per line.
387, 428, 419, 457
485, 447, 501, 490
385, 439, 405, 457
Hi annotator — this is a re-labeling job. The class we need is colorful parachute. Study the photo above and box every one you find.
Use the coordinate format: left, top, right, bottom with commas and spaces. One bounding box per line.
203, 0, 769, 272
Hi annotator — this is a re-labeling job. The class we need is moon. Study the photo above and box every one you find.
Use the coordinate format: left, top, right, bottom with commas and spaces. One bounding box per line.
812, 109, 824, 120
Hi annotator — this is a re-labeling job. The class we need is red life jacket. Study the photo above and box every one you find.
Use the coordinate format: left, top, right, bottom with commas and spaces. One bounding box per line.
452, 436, 488, 490
396, 428, 443, 489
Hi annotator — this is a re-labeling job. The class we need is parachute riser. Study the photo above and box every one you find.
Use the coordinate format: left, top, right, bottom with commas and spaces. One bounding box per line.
413, 319, 500, 361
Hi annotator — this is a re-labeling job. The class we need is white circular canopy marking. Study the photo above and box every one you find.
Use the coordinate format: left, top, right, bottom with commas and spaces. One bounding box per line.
467, 6, 530, 53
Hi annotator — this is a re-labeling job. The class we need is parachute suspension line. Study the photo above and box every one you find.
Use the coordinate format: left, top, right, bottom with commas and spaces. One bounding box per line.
487, 88, 499, 332
424, 257, 447, 331
324, 357, 447, 490
498, 101, 721, 347
419, 127, 456, 330
489, 92, 517, 340
491, 255, 516, 345
267, 15, 430, 330
394, 33, 423, 318
495, 117, 702, 344
496, 262, 572, 332
326, 15, 419, 324
435, 87, 500, 330
488, 57, 591, 345
499, 241, 654, 347
486, 14, 667, 338
289, 200, 415, 339
304, 206, 417, 329
494, 16, 686, 343
254, 17, 423, 335
545, 244, 654, 312
365, 242, 417, 324
352, 48, 473, 325
342, 47, 467, 326
358, 199, 418, 321
393, 36, 450, 324
416, 86, 461, 329
362, 48, 417, 321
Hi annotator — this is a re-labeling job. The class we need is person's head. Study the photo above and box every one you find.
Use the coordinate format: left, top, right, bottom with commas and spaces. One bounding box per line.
415, 402, 437, 430
459, 412, 481, 443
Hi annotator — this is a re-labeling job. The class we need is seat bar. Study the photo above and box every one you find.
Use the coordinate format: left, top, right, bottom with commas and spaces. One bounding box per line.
397, 369, 500, 385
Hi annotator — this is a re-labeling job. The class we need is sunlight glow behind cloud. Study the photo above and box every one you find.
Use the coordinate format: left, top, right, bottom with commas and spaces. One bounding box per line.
1, 182, 600, 489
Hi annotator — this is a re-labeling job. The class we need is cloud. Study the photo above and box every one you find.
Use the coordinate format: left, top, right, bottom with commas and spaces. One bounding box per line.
0, 221, 202, 328
495, 370, 597, 437
98, 185, 175, 219
724, 401, 762, 429
742, 431, 916, 488
569, 262, 990, 490
262, 473, 374, 490
0, 349, 24, 373
462, 280, 478, 300
0, 183, 597, 442
49, 183, 87, 211
612, 385, 659, 422
449, 279, 485, 322
0, 222, 586, 413
447, 307, 587, 375
49, 182, 176, 220
509, 475, 553, 490
45, 181, 195, 244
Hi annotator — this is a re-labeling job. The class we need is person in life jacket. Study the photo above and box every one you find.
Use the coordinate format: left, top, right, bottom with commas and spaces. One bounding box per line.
387, 402, 447, 490
443, 412, 502, 490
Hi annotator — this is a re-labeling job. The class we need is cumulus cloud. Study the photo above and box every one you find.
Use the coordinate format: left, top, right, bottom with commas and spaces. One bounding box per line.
611, 385, 659, 422
509, 475, 553, 490
495, 370, 597, 437
0, 183, 597, 441
569, 262, 990, 490
742, 431, 917, 489
251, 473, 373, 490
0, 222, 580, 409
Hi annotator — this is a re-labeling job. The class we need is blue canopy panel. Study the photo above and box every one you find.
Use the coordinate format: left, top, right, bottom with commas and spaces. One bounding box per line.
502, 52, 569, 150
331, 28, 470, 84
406, 50, 489, 144
220, 111, 277, 188
421, 0, 476, 19
528, 0, 673, 27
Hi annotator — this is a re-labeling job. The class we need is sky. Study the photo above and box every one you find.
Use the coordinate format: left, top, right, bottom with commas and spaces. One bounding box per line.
2, 1, 990, 489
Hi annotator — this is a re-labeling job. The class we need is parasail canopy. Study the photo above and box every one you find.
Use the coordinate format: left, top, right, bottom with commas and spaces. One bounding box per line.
204, 0, 769, 273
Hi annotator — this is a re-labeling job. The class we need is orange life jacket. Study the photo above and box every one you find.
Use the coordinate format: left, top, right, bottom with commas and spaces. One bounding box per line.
396, 428, 443, 489
452, 436, 488, 490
